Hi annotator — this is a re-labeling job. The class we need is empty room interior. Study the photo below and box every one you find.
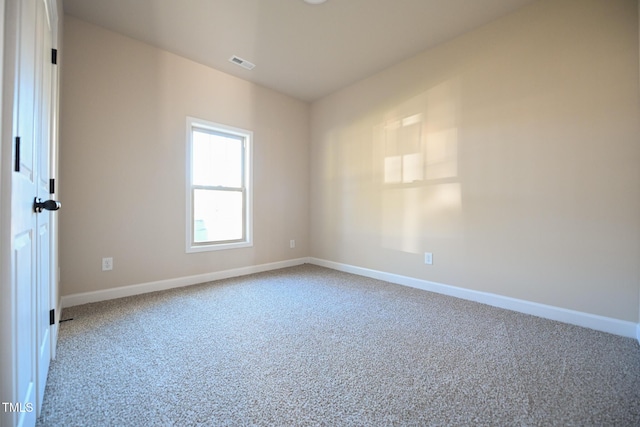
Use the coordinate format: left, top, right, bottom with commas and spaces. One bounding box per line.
2, 0, 640, 426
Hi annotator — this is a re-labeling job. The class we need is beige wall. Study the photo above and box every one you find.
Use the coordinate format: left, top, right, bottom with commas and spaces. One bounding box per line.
60, 17, 309, 295
61, 0, 640, 324
310, 0, 640, 322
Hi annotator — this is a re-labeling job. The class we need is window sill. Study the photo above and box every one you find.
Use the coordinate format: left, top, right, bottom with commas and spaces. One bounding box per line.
186, 241, 253, 253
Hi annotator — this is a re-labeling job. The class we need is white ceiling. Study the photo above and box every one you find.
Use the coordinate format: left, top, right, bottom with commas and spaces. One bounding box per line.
62, 0, 538, 102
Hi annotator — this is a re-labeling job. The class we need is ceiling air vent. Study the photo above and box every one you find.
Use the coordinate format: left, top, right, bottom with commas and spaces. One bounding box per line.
229, 55, 255, 70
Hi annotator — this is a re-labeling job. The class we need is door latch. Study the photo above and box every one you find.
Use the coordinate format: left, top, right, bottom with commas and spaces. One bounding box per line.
33, 197, 61, 213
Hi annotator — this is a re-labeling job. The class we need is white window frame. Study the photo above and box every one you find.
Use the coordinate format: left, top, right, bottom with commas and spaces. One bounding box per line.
186, 117, 253, 253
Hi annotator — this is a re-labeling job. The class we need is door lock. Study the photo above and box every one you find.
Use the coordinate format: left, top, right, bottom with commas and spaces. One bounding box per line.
33, 197, 61, 213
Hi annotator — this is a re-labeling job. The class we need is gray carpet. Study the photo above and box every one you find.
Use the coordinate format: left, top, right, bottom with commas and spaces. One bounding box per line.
37, 264, 640, 426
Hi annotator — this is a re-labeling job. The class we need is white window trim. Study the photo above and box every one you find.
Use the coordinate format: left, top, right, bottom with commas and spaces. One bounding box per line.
185, 116, 253, 253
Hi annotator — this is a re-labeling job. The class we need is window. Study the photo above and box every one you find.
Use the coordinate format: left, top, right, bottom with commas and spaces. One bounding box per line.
186, 117, 252, 252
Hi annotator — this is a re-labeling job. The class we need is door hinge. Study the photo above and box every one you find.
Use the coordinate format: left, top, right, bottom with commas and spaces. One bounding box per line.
14, 137, 20, 172
51, 48, 57, 65
49, 178, 55, 194
49, 309, 55, 325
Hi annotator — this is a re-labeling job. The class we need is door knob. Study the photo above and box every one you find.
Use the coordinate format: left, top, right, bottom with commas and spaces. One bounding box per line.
33, 197, 61, 213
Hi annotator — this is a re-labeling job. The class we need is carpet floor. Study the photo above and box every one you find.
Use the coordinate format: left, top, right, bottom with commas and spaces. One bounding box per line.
37, 264, 640, 426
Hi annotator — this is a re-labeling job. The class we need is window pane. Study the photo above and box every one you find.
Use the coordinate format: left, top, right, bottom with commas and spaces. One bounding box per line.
193, 189, 243, 243
193, 130, 243, 187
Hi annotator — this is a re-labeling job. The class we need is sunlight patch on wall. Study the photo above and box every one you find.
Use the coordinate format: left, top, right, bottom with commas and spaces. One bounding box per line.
381, 183, 462, 254
425, 128, 457, 180
374, 79, 462, 254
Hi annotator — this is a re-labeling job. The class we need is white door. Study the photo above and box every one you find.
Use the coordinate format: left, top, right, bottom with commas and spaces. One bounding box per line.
10, 0, 57, 425
12, 0, 40, 424
35, 0, 55, 414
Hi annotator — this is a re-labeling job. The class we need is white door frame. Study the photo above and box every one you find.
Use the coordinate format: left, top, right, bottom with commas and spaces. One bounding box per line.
47, 0, 60, 361
0, 0, 11, 423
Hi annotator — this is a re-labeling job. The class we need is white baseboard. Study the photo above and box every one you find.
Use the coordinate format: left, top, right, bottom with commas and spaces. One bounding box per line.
61, 257, 310, 308
61, 256, 640, 343
309, 257, 640, 340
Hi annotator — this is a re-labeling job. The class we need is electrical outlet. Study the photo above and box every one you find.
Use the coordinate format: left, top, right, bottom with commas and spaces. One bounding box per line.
424, 252, 433, 265
290, 239, 296, 249
102, 257, 113, 271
